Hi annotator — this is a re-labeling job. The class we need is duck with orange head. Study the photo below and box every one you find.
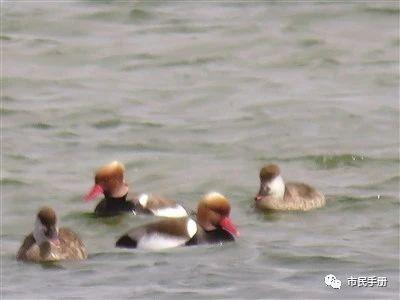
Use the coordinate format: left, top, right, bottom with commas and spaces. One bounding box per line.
84, 161, 188, 218
115, 192, 240, 250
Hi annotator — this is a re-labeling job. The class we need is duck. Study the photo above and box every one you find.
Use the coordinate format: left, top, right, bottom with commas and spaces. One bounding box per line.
115, 192, 240, 250
254, 164, 325, 211
84, 161, 188, 218
16, 207, 87, 262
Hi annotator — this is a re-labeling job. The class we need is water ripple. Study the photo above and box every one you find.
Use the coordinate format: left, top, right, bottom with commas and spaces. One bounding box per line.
262, 154, 398, 169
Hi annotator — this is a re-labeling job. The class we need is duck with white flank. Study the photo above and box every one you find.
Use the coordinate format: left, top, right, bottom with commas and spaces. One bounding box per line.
84, 161, 188, 218
115, 192, 240, 250
254, 164, 325, 211
16, 207, 87, 262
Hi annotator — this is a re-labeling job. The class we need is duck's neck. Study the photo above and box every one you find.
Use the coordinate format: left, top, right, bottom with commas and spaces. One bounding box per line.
104, 192, 128, 202
197, 217, 216, 232
201, 223, 216, 232
39, 241, 52, 258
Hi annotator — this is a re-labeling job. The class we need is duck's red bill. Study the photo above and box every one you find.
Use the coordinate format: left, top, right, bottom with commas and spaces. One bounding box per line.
219, 217, 240, 237
254, 195, 262, 201
84, 184, 104, 202
50, 238, 60, 246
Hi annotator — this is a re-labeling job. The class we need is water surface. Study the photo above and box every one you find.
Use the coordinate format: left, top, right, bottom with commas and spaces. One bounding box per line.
2, 1, 399, 299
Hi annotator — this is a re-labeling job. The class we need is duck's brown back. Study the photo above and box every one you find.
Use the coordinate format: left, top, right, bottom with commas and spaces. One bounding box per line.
145, 195, 178, 210
16, 228, 87, 262
283, 183, 325, 211
16, 233, 36, 261
256, 183, 325, 211
58, 228, 88, 260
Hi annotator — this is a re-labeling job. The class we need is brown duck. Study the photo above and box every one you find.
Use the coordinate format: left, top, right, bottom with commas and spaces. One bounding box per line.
16, 207, 87, 262
254, 164, 325, 211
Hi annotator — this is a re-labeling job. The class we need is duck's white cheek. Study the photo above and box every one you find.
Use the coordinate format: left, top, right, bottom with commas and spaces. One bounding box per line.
137, 234, 187, 250
33, 219, 47, 244
268, 175, 285, 198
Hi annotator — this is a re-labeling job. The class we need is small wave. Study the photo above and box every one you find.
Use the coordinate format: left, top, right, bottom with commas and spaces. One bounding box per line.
333, 195, 399, 212
2, 95, 16, 102
0, 35, 12, 41
269, 253, 353, 266
28, 38, 60, 47
4, 76, 84, 89
363, 59, 398, 66
349, 175, 400, 190
98, 142, 169, 153
160, 55, 225, 67
39, 261, 66, 270
306, 154, 368, 169
138, 121, 163, 128
89, 251, 136, 260
64, 211, 97, 220
298, 38, 325, 48
56, 130, 79, 138
261, 154, 398, 169
129, 8, 154, 22
63, 211, 128, 226
1, 178, 28, 186
1, 108, 21, 115
362, 5, 399, 15
92, 119, 122, 129
31, 122, 53, 130
6, 154, 38, 163
336, 195, 377, 203
78, 10, 125, 22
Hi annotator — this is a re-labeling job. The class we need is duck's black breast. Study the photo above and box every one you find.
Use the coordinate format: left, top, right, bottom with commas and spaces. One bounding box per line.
94, 194, 137, 217
115, 234, 138, 248
186, 226, 235, 246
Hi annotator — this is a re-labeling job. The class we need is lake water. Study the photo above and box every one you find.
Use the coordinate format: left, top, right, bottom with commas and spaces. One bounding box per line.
2, 1, 399, 299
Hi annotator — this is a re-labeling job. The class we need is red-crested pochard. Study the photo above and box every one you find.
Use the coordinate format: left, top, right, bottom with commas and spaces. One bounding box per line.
254, 164, 325, 211
115, 192, 240, 250
16, 207, 87, 262
84, 161, 188, 218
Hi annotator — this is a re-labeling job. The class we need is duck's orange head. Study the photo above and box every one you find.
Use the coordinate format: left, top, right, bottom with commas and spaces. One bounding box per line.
84, 161, 128, 202
197, 192, 239, 237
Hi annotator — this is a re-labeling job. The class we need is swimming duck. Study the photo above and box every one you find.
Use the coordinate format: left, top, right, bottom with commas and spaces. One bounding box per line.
115, 192, 239, 250
84, 161, 188, 218
16, 207, 87, 262
254, 164, 325, 211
